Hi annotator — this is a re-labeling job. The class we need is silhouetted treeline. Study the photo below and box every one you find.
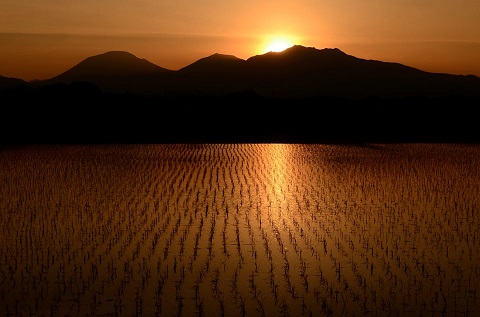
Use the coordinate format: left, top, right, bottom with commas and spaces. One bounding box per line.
1, 82, 479, 144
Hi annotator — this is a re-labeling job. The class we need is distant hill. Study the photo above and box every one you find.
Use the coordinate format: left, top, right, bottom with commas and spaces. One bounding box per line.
42, 51, 174, 93
239, 45, 480, 98
0, 75, 26, 91
2, 44, 480, 143
245, 46, 422, 74
22, 45, 478, 98
3, 44, 480, 99
178, 53, 245, 78
51, 51, 172, 80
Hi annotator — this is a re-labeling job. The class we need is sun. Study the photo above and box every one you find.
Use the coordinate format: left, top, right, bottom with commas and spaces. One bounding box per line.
263, 37, 294, 53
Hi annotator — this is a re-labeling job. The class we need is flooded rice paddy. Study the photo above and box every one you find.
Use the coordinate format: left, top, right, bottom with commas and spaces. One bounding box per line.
1, 144, 479, 316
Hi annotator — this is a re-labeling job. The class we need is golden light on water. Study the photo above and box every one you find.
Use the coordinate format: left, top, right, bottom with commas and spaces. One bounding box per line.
268, 144, 290, 215
2, 144, 480, 315
271, 144, 287, 189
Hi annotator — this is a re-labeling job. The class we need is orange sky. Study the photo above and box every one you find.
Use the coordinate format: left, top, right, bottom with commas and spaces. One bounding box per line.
1, 0, 480, 81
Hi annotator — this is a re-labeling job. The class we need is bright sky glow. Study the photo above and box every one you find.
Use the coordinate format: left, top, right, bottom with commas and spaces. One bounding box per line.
264, 38, 294, 53
1, 1, 480, 80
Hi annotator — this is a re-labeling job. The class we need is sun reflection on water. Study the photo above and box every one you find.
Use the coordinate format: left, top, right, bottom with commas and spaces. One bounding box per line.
269, 144, 289, 195
2, 144, 479, 316
265, 144, 293, 223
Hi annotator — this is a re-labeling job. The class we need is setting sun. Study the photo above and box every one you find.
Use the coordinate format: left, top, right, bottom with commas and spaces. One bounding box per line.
263, 37, 294, 53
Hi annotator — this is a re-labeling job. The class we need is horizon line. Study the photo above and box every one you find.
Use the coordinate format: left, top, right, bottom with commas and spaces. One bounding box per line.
2, 33, 480, 81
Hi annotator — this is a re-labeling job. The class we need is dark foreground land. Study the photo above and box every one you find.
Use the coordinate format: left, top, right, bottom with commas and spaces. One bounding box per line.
1, 82, 480, 144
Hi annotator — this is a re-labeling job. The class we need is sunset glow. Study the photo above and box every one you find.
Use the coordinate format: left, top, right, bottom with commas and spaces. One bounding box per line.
263, 38, 294, 53
1, 1, 480, 80
1, 0, 480, 313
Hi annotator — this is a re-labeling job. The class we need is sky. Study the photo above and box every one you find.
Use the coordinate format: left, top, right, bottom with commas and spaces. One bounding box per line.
1, 0, 480, 81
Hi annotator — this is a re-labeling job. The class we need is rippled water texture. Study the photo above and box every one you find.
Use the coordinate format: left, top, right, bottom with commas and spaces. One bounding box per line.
1, 144, 479, 316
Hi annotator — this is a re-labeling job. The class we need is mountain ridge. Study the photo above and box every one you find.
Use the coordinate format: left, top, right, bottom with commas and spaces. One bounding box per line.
2, 45, 480, 143
3, 45, 480, 98
0, 75, 27, 91
178, 53, 245, 79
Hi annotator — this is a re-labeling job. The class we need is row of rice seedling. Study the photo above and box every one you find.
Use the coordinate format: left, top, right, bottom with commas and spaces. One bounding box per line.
1, 143, 479, 315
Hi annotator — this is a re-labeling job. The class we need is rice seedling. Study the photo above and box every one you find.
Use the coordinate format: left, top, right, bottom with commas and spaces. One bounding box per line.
0, 144, 479, 315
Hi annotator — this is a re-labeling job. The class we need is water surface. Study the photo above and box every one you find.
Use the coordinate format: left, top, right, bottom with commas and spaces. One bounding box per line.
1, 144, 479, 315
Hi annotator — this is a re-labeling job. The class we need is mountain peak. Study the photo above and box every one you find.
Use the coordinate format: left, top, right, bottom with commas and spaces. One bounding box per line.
179, 53, 245, 75
186, 53, 244, 65
0, 75, 27, 90
80, 51, 164, 68
257, 45, 347, 56
283, 44, 315, 51
245, 45, 353, 68
281, 45, 348, 57
209, 53, 243, 60
93, 50, 137, 58
29, 46, 480, 98
49, 50, 171, 84
79, 51, 150, 65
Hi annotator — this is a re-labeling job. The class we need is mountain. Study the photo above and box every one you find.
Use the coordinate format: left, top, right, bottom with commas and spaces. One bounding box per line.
2, 45, 480, 143
240, 45, 480, 98
26, 45, 480, 98
51, 51, 172, 81
243, 46, 423, 80
0, 75, 27, 91
178, 53, 245, 78
173, 45, 480, 98
44, 51, 174, 93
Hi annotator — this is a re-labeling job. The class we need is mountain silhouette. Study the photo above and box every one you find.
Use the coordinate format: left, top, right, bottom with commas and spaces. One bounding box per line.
244, 45, 423, 79
2, 45, 480, 143
179, 53, 245, 78
0, 75, 26, 91
6, 45, 480, 98
241, 45, 480, 97
176, 46, 480, 98
44, 51, 174, 93
52, 51, 172, 80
